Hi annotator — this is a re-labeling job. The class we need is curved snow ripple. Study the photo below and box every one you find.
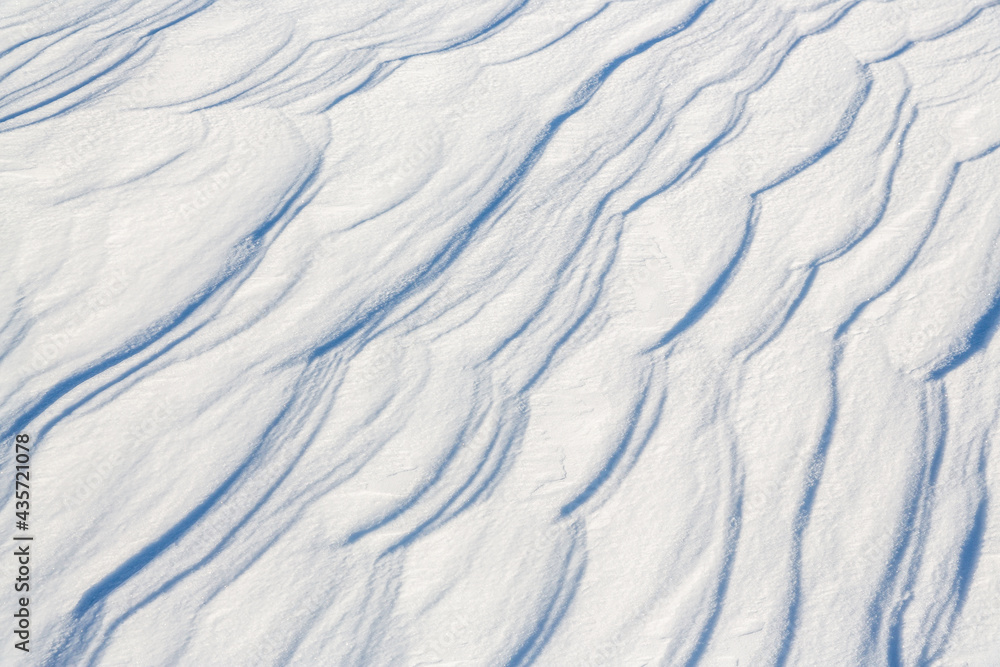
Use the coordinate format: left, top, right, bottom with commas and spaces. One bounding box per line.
2, 0, 1000, 664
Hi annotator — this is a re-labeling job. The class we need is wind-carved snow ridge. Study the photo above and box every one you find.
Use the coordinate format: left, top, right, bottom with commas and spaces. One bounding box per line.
2, 0, 1000, 664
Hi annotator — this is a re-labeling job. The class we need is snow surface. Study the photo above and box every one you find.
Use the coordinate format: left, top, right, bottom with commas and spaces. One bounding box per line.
2, 0, 1000, 665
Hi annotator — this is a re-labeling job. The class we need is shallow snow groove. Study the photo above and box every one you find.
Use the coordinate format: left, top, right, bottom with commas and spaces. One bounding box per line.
2, 0, 1000, 664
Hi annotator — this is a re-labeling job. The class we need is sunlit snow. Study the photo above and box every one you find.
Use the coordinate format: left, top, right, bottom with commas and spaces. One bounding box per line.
3, 0, 1000, 665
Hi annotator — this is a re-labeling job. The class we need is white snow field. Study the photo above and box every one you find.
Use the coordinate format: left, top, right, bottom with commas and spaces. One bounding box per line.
2, 0, 1000, 664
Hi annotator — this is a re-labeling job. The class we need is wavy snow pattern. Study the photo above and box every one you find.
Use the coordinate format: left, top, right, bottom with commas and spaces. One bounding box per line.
2, 0, 1000, 665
